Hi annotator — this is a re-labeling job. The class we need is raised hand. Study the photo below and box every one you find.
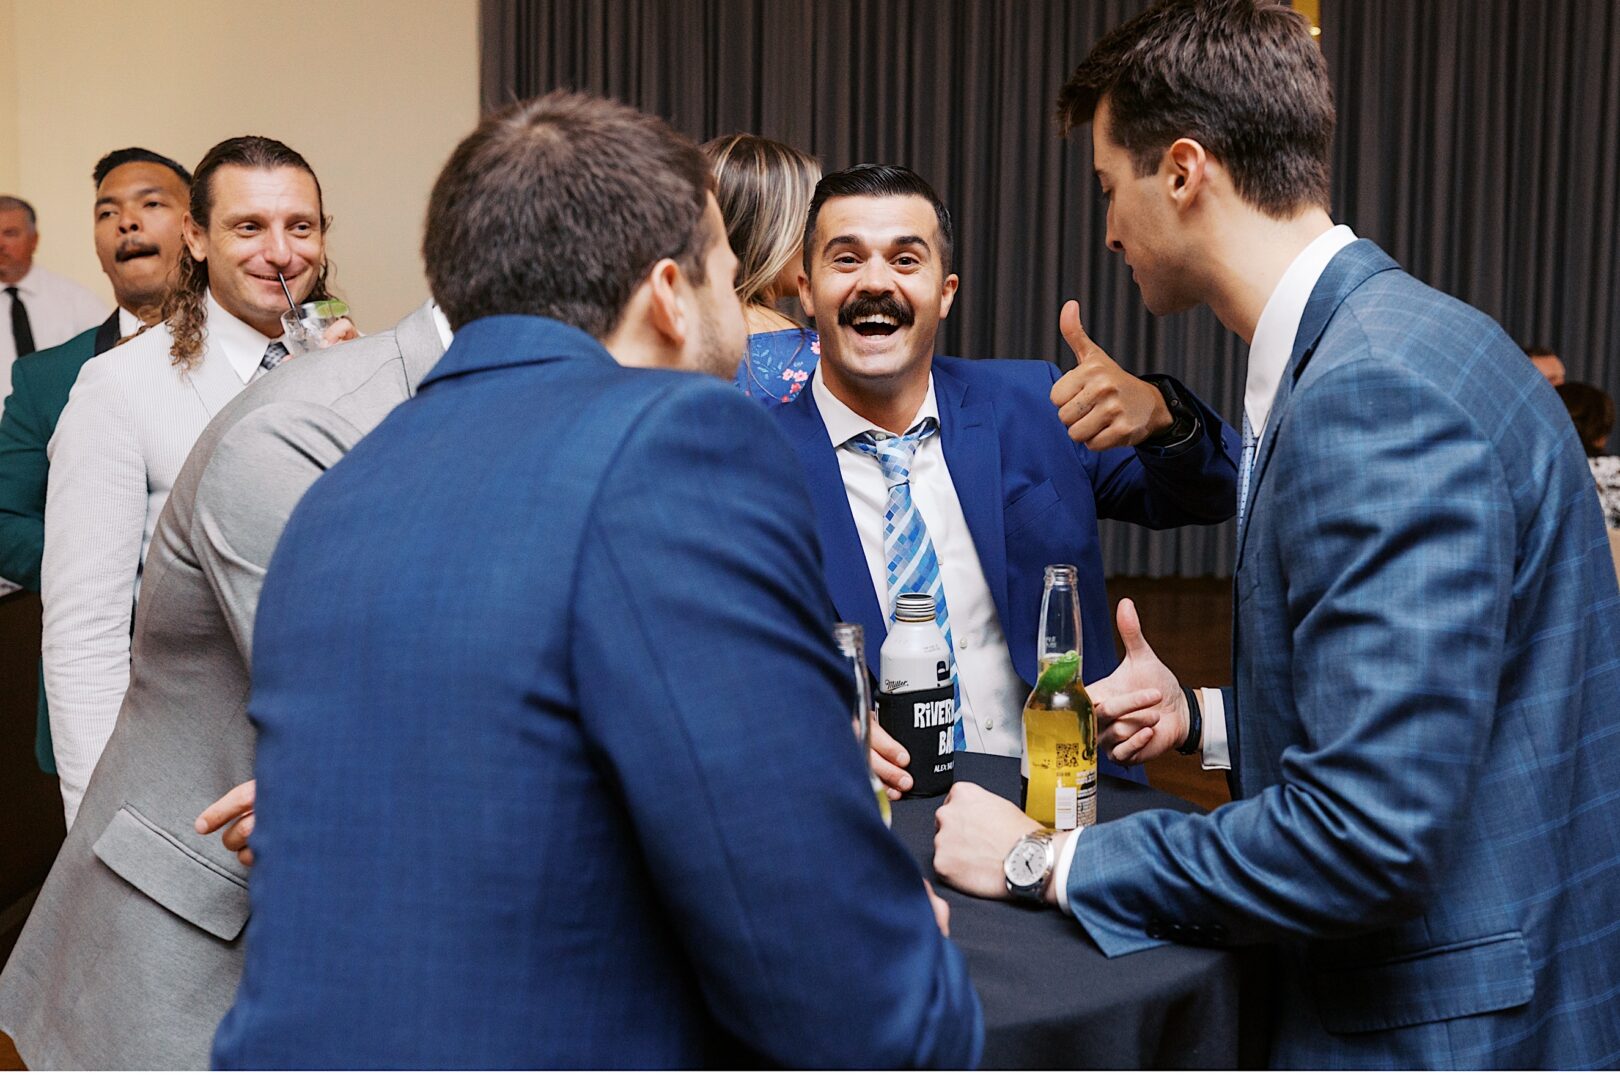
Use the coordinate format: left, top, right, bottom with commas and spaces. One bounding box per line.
1050, 300, 1173, 450
1088, 598, 1190, 765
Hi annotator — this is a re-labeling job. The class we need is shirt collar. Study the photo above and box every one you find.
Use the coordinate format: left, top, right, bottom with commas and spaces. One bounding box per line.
430, 302, 454, 350
117, 307, 141, 338
810, 362, 940, 448
1245, 223, 1357, 436
204, 288, 283, 384
8, 265, 41, 298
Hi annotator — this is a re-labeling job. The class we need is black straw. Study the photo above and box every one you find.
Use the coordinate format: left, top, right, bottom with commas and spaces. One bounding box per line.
276, 271, 298, 315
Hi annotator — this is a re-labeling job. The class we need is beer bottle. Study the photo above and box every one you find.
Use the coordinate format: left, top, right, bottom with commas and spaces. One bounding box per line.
833, 622, 890, 826
1019, 565, 1097, 829
876, 593, 957, 797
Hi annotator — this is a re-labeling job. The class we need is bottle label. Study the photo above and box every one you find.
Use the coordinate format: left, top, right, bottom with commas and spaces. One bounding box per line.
1055, 782, 1077, 831
876, 686, 956, 798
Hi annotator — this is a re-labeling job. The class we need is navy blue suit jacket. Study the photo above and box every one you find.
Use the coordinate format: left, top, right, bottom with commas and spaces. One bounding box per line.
772, 357, 1239, 779
211, 317, 982, 1068
1065, 242, 1620, 1068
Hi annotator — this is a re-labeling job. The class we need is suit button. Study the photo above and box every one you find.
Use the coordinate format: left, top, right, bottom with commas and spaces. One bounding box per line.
1146, 918, 1166, 939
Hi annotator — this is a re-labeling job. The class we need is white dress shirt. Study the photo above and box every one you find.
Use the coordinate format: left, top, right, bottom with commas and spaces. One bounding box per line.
812, 365, 1029, 756
1, 264, 108, 399
43, 290, 281, 826
1055, 224, 1359, 908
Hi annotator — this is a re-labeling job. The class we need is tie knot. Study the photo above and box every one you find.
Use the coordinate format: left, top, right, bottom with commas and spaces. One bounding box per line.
851, 417, 938, 487
4, 286, 17, 298
260, 341, 290, 372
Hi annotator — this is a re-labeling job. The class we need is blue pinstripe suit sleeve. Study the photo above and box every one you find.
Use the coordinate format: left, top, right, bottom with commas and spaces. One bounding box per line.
1063, 340, 1515, 952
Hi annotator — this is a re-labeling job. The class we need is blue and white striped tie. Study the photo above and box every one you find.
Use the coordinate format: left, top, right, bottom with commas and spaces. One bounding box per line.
1237, 411, 1258, 538
850, 418, 965, 751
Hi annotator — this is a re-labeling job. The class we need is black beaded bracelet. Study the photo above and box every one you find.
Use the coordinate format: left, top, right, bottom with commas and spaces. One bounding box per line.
1176, 685, 1203, 755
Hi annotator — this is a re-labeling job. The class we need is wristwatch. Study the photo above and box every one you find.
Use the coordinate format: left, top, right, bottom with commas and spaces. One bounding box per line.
1138, 374, 1201, 449
1004, 827, 1058, 903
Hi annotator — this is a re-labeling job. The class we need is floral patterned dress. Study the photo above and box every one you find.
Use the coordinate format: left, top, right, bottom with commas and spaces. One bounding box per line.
734, 327, 820, 406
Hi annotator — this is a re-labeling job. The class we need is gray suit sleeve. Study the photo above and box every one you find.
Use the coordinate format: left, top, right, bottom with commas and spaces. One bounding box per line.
190, 401, 364, 663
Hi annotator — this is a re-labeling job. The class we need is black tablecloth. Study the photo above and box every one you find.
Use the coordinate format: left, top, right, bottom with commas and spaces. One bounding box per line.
891, 753, 1266, 1069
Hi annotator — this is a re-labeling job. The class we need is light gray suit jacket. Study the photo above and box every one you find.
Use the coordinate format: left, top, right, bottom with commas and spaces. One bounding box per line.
0, 303, 445, 1069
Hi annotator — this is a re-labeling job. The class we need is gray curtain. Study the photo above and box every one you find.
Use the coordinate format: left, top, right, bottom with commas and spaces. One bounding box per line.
1324, 0, 1620, 402
481, 0, 1620, 577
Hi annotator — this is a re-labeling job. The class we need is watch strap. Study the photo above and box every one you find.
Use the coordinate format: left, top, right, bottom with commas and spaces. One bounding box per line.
1138, 373, 1202, 449
1176, 685, 1203, 755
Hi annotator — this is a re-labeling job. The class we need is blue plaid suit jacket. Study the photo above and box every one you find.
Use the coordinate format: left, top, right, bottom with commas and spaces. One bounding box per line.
1064, 241, 1620, 1068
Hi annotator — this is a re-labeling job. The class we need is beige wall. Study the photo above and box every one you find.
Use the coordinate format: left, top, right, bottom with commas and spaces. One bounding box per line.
0, 1, 19, 194
3, 0, 479, 330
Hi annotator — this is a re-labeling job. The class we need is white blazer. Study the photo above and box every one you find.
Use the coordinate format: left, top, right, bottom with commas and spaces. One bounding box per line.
43, 293, 274, 826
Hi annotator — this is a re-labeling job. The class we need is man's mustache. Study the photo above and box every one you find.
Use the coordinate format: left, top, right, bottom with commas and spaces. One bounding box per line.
838, 293, 914, 327
115, 241, 162, 263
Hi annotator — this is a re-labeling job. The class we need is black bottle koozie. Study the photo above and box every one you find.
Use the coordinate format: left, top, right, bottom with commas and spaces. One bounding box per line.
877, 686, 956, 798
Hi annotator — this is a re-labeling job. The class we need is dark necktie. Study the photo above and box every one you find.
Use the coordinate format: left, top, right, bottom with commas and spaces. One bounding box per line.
259, 341, 289, 373
6, 286, 36, 359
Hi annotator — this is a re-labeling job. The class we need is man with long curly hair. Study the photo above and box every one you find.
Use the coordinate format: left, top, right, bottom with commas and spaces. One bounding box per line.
40, 136, 350, 827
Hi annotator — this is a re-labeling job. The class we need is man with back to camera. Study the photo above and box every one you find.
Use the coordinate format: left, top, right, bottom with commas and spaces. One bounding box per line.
0, 194, 105, 399
0, 147, 192, 770
209, 90, 981, 1069
0, 291, 445, 1067
41, 135, 353, 828
771, 163, 1239, 798
933, 0, 1620, 1068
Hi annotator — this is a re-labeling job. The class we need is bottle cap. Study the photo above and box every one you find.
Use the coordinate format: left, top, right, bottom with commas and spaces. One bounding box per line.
893, 592, 937, 622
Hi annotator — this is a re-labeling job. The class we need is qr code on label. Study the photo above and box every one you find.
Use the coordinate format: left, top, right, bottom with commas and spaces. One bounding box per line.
1057, 742, 1079, 769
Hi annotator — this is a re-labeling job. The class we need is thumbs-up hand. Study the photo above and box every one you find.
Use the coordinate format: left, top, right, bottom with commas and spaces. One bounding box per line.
1088, 598, 1190, 765
1050, 300, 1174, 450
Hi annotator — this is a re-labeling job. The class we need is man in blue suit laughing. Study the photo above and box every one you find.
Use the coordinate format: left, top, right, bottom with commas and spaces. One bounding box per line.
934, 0, 1620, 1069
211, 91, 981, 1069
772, 164, 1239, 796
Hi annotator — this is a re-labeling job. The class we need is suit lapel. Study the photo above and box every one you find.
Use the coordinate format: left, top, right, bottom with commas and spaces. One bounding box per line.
93, 310, 121, 356
775, 392, 889, 656
934, 363, 1010, 633
183, 335, 248, 418
1235, 240, 1400, 567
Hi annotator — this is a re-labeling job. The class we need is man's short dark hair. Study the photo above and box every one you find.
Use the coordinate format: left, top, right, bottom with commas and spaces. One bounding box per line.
1522, 342, 1558, 358
1556, 382, 1615, 457
92, 147, 194, 189
423, 90, 716, 336
1057, 0, 1334, 218
803, 164, 954, 277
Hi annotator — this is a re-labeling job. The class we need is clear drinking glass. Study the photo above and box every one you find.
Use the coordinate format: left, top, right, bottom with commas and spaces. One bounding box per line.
834, 622, 891, 826
280, 298, 351, 355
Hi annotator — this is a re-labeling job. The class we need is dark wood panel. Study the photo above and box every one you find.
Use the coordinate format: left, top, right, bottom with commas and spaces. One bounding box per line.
1104, 577, 1233, 811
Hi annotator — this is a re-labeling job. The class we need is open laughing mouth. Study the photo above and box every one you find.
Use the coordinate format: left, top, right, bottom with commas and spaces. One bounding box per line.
839, 296, 913, 339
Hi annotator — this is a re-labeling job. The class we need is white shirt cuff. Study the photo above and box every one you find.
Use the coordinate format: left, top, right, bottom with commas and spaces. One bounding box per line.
1199, 687, 1232, 771
1053, 825, 1083, 914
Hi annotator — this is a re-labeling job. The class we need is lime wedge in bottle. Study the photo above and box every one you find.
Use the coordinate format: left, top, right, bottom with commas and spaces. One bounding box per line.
1035, 650, 1080, 696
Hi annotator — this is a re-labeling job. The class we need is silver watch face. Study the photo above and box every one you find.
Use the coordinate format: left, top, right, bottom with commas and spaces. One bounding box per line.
1005, 837, 1048, 890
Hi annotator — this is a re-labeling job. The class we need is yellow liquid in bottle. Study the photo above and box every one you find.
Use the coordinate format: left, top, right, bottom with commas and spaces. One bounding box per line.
1021, 660, 1097, 829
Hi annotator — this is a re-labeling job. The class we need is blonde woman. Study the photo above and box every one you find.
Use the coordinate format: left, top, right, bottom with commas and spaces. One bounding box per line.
701, 134, 822, 405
